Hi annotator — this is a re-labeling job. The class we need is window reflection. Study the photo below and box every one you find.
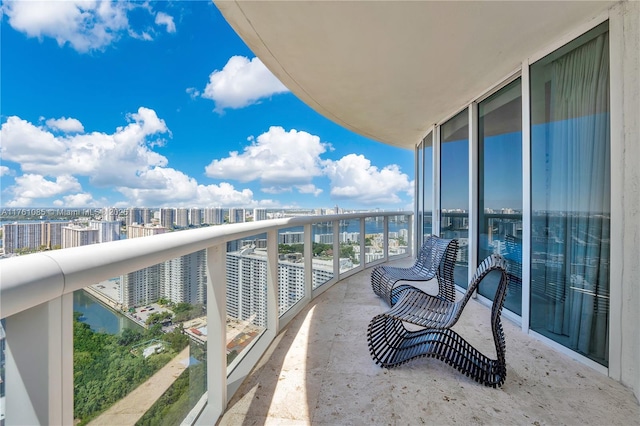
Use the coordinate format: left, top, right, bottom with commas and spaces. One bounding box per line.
478, 78, 523, 315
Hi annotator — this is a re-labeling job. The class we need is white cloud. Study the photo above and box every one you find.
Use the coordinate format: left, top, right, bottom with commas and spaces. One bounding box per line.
0, 107, 169, 187
260, 183, 322, 197
205, 126, 327, 190
295, 184, 323, 196
195, 182, 256, 208
0, 108, 273, 208
5, 174, 81, 206
202, 56, 289, 112
155, 12, 175, 33
54, 192, 103, 208
117, 167, 258, 208
323, 154, 413, 205
0, 116, 67, 166
186, 87, 201, 99
46, 117, 84, 133
0, 166, 13, 177
2, 1, 175, 53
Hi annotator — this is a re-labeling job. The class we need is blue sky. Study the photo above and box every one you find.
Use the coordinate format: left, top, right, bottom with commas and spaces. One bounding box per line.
0, 1, 414, 211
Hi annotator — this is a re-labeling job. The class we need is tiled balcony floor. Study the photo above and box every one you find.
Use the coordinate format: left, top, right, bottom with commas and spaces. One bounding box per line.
218, 259, 640, 425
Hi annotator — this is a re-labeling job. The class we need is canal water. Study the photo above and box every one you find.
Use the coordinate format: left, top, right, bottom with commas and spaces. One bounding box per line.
73, 289, 142, 334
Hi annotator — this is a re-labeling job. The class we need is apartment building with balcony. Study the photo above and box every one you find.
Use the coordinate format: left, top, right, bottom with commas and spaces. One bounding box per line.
189, 208, 203, 227
61, 225, 99, 249
2, 221, 70, 253
252, 208, 267, 221
203, 207, 226, 225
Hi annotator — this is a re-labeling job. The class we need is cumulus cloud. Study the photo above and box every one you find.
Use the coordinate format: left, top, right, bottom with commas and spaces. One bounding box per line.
0, 108, 273, 208
0, 116, 67, 166
205, 126, 327, 189
295, 184, 323, 196
5, 174, 81, 206
45, 117, 84, 133
202, 56, 289, 112
118, 168, 258, 207
155, 12, 175, 33
53, 192, 103, 208
2, 1, 176, 52
1, 107, 169, 187
323, 154, 413, 205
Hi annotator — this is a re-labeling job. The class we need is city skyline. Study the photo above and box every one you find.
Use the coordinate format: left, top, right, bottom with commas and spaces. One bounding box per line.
0, 1, 414, 210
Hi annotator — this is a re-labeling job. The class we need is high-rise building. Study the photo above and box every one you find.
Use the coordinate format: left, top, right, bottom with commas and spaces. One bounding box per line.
226, 248, 268, 327
89, 221, 121, 243
61, 225, 99, 249
125, 207, 138, 227
229, 208, 245, 223
225, 247, 333, 327
189, 208, 202, 227
161, 250, 207, 305
253, 208, 267, 221
140, 208, 152, 225
45, 221, 68, 249
339, 232, 360, 244
102, 207, 119, 222
314, 233, 333, 244
203, 207, 225, 225
120, 265, 161, 309
2, 222, 44, 253
2, 222, 69, 253
127, 224, 168, 239
159, 208, 175, 229
119, 225, 204, 309
175, 208, 189, 228
120, 224, 167, 308
279, 231, 304, 244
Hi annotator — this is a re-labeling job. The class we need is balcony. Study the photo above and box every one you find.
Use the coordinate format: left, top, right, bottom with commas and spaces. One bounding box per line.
2, 211, 638, 425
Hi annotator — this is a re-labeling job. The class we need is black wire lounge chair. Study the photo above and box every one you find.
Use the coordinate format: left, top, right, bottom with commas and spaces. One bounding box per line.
367, 254, 509, 387
371, 235, 458, 306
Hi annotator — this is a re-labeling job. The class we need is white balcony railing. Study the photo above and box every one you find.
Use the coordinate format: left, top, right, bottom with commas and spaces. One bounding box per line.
0, 211, 412, 425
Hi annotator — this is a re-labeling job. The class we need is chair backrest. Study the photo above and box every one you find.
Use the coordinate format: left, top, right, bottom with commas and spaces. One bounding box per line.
414, 236, 457, 272
450, 254, 509, 326
414, 236, 459, 302
435, 237, 458, 302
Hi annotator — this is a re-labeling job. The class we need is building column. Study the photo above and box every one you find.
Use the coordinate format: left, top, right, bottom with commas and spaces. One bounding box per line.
5, 294, 73, 425
609, 0, 640, 402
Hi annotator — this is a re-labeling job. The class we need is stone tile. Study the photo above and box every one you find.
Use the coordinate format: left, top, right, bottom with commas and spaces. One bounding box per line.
312, 371, 396, 425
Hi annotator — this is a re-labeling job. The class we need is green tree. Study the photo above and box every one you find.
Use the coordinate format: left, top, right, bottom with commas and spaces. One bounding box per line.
145, 310, 172, 326
312, 242, 332, 257
340, 244, 355, 261
117, 327, 143, 346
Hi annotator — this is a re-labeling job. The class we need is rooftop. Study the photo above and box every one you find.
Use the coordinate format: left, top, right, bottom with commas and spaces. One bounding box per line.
218, 258, 639, 425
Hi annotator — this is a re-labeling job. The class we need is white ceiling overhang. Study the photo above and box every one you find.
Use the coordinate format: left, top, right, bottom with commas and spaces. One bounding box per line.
215, 1, 615, 149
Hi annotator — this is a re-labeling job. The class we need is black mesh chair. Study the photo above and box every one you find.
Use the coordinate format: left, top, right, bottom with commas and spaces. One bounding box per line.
371, 236, 458, 306
367, 254, 509, 388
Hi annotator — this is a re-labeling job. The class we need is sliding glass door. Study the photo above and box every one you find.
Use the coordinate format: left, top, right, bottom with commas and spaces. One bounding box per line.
530, 22, 610, 366
416, 132, 433, 247
441, 110, 469, 288
477, 79, 523, 315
